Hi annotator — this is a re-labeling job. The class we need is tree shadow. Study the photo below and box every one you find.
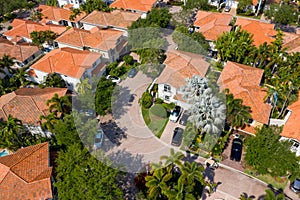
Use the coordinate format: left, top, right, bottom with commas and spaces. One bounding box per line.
100, 120, 127, 151
112, 85, 134, 120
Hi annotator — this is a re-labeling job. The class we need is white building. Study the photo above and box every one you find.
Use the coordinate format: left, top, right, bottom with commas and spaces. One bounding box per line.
29, 47, 106, 91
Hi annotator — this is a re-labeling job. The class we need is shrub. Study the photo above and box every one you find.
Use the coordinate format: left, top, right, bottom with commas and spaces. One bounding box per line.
140, 92, 152, 109
7, 25, 12, 30
150, 104, 167, 118
155, 98, 164, 104
123, 55, 134, 65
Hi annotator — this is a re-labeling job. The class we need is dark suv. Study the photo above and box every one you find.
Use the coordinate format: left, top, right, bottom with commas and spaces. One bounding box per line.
230, 138, 243, 161
171, 127, 184, 146
179, 110, 190, 126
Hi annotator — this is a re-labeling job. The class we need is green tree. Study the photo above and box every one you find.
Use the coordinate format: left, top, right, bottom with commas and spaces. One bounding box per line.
69, 8, 82, 21
264, 189, 285, 200
245, 126, 299, 177
215, 28, 256, 64
80, 0, 111, 14
40, 113, 58, 132
54, 143, 123, 199
0, 54, 15, 74
264, 3, 299, 25
46, 93, 71, 118
139, 92, 153, 109
237, 0, 253, 15
225, 89, 252, 132
160, 148, 184, 170
184, 0, 211, 11
30, 30, 58, 47
76, 78, 92, 95
46, 0, 58, 7
123, 55, 134, 65
95, 76, 114, 115
30, 10, 43, 21
172, 25, 209, 54
39, 73, 67, 88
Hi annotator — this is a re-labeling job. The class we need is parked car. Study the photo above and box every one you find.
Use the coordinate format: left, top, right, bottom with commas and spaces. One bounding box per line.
171, 127, 184, 146
94, 129, 104, 149
106, 75, 121, 84
169, 106, 182, 122
224, 5, 231, 12
128, 68, 137, 78
290, 178, 300, 193
179, 110, 190, 126
230, 138, 243, 161
79, 109, 95, 117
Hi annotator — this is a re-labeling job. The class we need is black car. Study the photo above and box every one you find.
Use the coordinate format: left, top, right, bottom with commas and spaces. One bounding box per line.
230, 138, 243, 161
171, 127, 184, 146
128, 68, 137, 78
290, 178, 300, 193
179, 110, 190, 126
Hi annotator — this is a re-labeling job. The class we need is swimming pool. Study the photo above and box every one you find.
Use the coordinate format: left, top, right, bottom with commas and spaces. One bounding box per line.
0, 149, 8, 157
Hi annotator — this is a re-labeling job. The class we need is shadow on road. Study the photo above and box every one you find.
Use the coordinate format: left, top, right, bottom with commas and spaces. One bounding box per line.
112, 85, 135, 120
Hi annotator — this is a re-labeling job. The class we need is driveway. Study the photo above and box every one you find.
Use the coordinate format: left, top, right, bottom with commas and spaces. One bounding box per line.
100, 70, 270, 199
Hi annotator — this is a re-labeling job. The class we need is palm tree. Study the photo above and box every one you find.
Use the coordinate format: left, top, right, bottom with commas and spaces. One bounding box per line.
0, 54, 15, 75
145, 167, 172, 199
40, 113, 59, 132
181, 76, 226, 135
0, 115, 24, 150
76, 78, 92, 95
160, 148, 184, 169
41, 73, 66, 88
239, 193, 254, 200
225, 89, 252, 132
46, 94, 71, 118
69, 8, 82, 21
264, 189, 285, 200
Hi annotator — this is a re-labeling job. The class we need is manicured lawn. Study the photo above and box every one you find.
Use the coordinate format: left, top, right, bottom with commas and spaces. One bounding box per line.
142, 104, 169, 138
244, 168, 288, 190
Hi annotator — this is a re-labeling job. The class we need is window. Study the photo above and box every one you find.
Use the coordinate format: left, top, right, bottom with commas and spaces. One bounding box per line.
165, 96, 170, 101
164, 84, 171, 92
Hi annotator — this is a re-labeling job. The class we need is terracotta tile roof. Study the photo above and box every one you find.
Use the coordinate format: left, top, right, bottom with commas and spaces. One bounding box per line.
30, 47, 101, 79
218, 61, 272, 124
55, 27, 123, 51
194, 11, 232, 41
4, 19, 66, 40
81, 10, 141, 29
0, 88, 67, 125
282, 32, 300, 53
0, 142, 53, 200
110, 0, 157, 12
281, 92, 300, 141
38, 5, 87, 22
0, 38, 39, 62
235, 18, 277, 47
157, 50, 210, 89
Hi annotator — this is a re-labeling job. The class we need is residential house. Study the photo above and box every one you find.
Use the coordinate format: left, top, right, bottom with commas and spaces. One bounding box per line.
155, 50, 210, 109
37, 4, 87, 28
57, 0, 86, 9
217, 61, 272, 135
0, 142, 54, 200
55, 27, 128, 62
4, 19, 66, 43
193, 11, 232, 50
235, 18, 277, 47
282, 32, 300, 53
29, 47, 105, 91
109, 0, 158, 14
280, 92, 300, 156
0, 37, 42, 67
80, 10, 141, 32
0, 88, 67, 135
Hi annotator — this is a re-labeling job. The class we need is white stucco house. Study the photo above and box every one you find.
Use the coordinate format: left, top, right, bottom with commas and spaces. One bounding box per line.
154, 50, 210, 110
55, 27, 128, 62
0, 87, 67, 136
29, 47, 106, 91
57, 0, 86, 9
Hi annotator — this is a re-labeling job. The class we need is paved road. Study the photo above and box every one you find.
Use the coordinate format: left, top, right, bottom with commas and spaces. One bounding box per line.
101, 71, 269, 199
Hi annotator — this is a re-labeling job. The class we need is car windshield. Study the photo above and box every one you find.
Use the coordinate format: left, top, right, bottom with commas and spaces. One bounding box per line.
172, 112, 179, 116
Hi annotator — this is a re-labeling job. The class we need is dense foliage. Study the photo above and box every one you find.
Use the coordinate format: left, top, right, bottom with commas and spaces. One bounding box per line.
237, 0, 253, 15
172, 25, 209, 54
245, 126, 300, 177
39, 73, 67, 88
53, 115, 123, 199
0, 0, 35, 18
80, 0, 111, 14
183, 0, 211, 11
264, 3, 299, 25
140, 92, 153, 109
95, 76, 115, 116
30, 30, 58, 47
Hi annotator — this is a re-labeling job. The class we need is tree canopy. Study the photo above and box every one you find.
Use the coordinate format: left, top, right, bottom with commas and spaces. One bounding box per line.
95, 76, 115, 116
30, 30, 58, 47
244, 126, 300, 177
80, 0, 111, 14
264, 3, 299, 25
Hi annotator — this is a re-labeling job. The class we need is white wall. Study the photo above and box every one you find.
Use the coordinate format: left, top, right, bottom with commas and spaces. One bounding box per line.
82, 23, 97, 30
25, 125, 52, 137
280, 137, 300, 157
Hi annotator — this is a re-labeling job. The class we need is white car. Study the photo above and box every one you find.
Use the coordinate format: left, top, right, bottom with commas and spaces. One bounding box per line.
169, 106, 182, 122
106, 75, 121, 84
93, 129, 104, 149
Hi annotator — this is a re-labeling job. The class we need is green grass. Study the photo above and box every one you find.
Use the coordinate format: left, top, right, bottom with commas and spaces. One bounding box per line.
142, 106, 169, 138
244, 169, 288, 190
